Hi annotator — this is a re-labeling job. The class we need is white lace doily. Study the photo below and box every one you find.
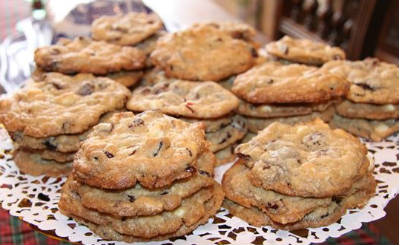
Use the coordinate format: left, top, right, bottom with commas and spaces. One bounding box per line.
0, 125, 398, 245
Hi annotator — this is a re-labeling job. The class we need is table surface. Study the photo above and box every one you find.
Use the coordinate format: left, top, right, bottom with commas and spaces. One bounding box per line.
0, 0, 398, 244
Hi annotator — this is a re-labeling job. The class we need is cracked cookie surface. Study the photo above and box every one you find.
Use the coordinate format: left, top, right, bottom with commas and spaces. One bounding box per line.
0, 73, 130, 137
34, 37, 145, 75
92, 13, 162, 46
235, 119, 369, 197
72, 111, 208, 190
266, 35, 345, 65
232, 62, 349, 104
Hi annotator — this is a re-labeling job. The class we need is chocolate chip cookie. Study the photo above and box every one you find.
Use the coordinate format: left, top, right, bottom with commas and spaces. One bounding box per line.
245, 107, 335, 133
232, 62, 349, 104
235, 119, 369, 197
13, 149, 72, 177
92, 13, 163, 46
330, 114, 399, 142
70, 150, 215, 217
0, 73, 130, 137
73, 111, 208, 190
34, 37, 145, 75
320, 58, 399, 104
151, 23, 256, 81
335, 100, 398, 120
266, 35, 345, 65
127, 80, 239, 118
237, 99, 334, 118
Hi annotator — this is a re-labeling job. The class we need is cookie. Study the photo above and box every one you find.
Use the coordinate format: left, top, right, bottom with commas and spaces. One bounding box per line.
223, 161, 332, 224
224, 170, 375, 229
10, 131, 85, 153
246, 106, 335, 133
235, 119, 369, 197
265, 35, 345, 65
34, 37, 145, 75
13, 149, 72, 177
92, 13, 163, 46
127, 80, 239, 119
106, 71, 144, 87
232, 62, 349, 104
330, 114, 399, 142
184, 114, 247, 152
335, 100, 398, 120
151, 23, 256, 81
59, 181, 224, 240
0, 73, 130, 137
73, 111, 207, 190
237, 99, 334, 118
70, 150, 215, 217
321, 58, 399, 104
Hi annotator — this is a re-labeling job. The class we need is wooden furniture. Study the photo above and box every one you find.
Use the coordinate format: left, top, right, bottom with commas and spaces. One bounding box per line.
261, 0, 398, 63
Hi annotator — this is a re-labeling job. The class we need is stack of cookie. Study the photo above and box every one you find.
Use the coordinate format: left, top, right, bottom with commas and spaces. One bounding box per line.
265, 35, 346, 66
126, 75, 247, 165
231, 61, 349, 133
222, 119, 376, 229
91, 12, 166, 68
59, 111, 224, 242
0, 73, 130, 176
320, 58, 399, 141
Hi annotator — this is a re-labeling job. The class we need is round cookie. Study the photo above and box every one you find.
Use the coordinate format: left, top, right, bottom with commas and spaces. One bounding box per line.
224, 170, 375, 229
92, 13, 163, 46
223, 161, 332, 224
335, 100, 398, 120
245, 107, 335, 133
13, 150, 72, 177
184, 114, 247, 152
232, 62, 349, 104
235, 119, 369, 197
72, 111, 208, 190
237, 99, 334, 118
0, 73, 130, 137
127, 80, 239, 119
59, 181, 224, 240
151, 23, 256, 81
320, 58, 399, 104
34, 37, 145, 75
330, 114, 399, 142
265, 35, 345, 66
70, 150, 215, 217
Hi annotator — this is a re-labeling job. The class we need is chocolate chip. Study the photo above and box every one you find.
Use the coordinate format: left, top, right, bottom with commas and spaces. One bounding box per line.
185, 148, 193, 157
153, 141, 163, 157
237, 153, 252, 161
218, 132, 232, 144
141, 88, 151, 95
266, 202, 279, 209
44, 138, 57, 151
129, 118, 144, 128
355, 83, 375, 91
160, 191, 168, 195
199, 170, 211, 177
129, 149, 137, 156
251, 47, 258, 58
332, 196, 342, 204
104, 151, 114, 158
76, 83, 95, 96
232, 32, 245, 40
51, 82, 64, 90
127, 195, 135, 202
266, 79, 274, 84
